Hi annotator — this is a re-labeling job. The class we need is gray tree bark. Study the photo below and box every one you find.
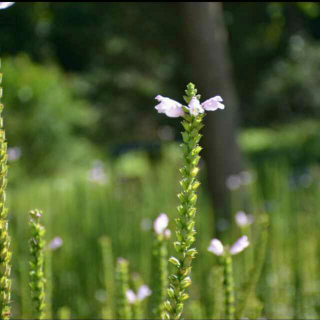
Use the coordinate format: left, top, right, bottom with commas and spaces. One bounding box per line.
182, 2, 243, 231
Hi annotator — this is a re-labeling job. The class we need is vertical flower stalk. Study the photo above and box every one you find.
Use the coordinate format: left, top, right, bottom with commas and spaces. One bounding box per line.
236, 214, 269, 319
222, 252, 235, 319
29, 209, 46, 320
208, 236, 250, 320
99, 236, 115, 319
155, 83, 224, 320
128, 276, 152, 320
0, 59, 11, 320
149, 214, 170, 319
115, 258, 132, 319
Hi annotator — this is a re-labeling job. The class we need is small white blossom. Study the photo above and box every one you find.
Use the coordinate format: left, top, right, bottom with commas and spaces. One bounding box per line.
226, 175, 242, 190
235, 211, 254, 227
163, 228, 171, 239
208, 236, 250, 256
137, 285, 152, 301
230, 236, 250, 255
208, 239, 224, 256
201, 96, 225, 111
48, 237, 63, 250
126, 289, 136, 304
155, 95, 184, 118
155, 94, 224, 118
0, 2, 14, 9
188, 97, 204, 116
154, 213, 169, 235
7, 146, 21, 162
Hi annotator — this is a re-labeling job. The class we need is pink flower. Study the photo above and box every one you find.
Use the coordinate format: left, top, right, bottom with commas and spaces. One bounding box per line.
126, 290, 136, 304
208, 236, 250, 256
208, 239, 224, 256
154, 213, 169, 235
0, 2, 14, 9
155, 95, 184, 118
230, 236, 250, 255
188, 97, 204, 116
235, 211, 254, 227
137, 285, 152, 301
48, 237, 63, 250
202, 96, 225, 111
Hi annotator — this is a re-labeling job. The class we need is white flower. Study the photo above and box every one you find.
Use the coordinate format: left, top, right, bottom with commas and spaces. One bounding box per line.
0, 2, 14, 9
155, 95, 184, 118
126, 289, 136, 304
230, 236, 250, 255
201, 96, 225, 111
7, 146, 21, 162
208, 239, 224, 256
208, 236, 250, 257
48, 237, 63, 250
226, 175, 242, 190
126, 285, 152, 304
137, 285, 152, 301
163, 228, 171, 239
235, 211, 254, 227
188, 97, 204, 116
154, 213, 169, 235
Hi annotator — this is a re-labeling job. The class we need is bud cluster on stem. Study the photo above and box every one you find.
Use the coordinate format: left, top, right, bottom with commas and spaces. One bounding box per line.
29, 209, 46, 320
164, 83, 204, 319
0, 60, 11, 320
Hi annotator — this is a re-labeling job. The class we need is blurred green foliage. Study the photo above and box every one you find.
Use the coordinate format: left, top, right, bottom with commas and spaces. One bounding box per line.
6, 147, 320, 319
2, 55, 98, 177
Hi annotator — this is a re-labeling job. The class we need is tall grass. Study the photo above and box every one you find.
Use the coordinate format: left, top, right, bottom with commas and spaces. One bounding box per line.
4, 144, 320, 319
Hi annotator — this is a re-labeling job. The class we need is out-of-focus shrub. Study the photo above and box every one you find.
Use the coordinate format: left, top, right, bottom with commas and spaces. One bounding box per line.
254, 36, 320, 125
2, 54, 99, 177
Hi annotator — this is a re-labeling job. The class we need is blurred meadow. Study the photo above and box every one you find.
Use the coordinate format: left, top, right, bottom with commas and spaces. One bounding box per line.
1, 2, 320, 319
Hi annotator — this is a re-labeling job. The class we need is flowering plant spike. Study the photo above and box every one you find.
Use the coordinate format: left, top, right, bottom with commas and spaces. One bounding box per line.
0, 58, 12, 320
208, 236, 250, 319
149, 214, 170, 319
29, 210, 46, 320
115, 258, 132, 319
155, 83, 224, 319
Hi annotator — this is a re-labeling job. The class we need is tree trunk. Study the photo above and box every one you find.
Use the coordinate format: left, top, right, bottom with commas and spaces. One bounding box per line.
182, 2, 243, 232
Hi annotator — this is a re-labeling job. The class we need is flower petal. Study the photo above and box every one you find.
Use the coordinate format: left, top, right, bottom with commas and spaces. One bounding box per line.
188, 97, 204, 116
230, 235, 250, 255
154, 213, 169, 235
202, 96, 225, 111
126, 290, 137, 304
0, 2, 14, 9
137, 285, 152, 301
208, 238, 224, 256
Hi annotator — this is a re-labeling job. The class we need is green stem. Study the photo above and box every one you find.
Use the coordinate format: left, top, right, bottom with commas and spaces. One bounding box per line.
165, 83, 204, 319
99, 236, 115, 319
235, 214, 269, 319
115, 258, 132, 319
29, 209, 46, 320
0, 60, 11, 320
149, 234, 168, 319
223, 252, 235, 320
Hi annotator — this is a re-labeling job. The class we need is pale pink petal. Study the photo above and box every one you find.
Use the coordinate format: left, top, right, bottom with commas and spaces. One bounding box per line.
137, 285, 152, 301
202, 96, 225, 111
0, 2, 14, 9
235, 211, 254, 227
164, 229, 171, 239
188, 97, 204, 116
154, 96, 184, 118
164, 105, 184, 118
154, 213, 169, 235
208, 238, 224, 256
126, 290, 136, 304
230, 235, 250, 255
